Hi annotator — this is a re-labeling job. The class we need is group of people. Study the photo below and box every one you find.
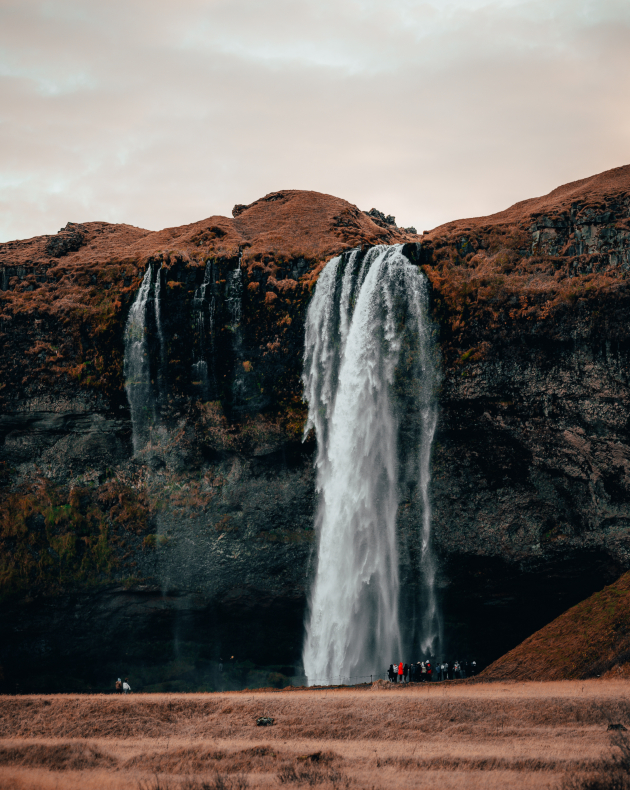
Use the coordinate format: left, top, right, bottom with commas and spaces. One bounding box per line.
114, 677, 132, 693
387, 659, 477, 682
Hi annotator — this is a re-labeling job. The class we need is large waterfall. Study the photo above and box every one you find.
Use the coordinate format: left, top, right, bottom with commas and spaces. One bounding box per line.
301, 244, 439, 684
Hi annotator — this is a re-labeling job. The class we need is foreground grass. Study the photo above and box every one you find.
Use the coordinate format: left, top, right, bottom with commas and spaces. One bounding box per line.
0, 680, 629, 789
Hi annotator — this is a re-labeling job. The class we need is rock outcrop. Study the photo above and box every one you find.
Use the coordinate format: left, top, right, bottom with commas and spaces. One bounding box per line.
1, 169, 630, 691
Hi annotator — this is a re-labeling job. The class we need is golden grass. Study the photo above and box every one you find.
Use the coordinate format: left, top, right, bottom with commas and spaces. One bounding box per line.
482, 572, 630, 680
1, 681, 629, 789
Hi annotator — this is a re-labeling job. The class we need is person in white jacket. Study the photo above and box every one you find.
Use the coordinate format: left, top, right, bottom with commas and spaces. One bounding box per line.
122, 679, 131, 694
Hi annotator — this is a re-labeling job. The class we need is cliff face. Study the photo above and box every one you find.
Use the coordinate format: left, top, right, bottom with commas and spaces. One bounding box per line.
1, 171, 630, 691
420, 166, 630, 657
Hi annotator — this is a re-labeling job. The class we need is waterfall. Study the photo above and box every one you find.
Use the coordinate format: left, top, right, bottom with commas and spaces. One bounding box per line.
227, 258, 245, 406
227, 264, 242, 328
301, 244, 439, 684
192, 261, 213, 399
154, 264, 166, 399
124, 267, 154, 455
419, 403, 439, 652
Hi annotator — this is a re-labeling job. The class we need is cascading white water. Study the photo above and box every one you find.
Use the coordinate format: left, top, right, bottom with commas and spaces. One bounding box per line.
124, 267, 153, 455
301, 244, 439, 684
192, 261, 213, 398
154, 264, 166, 399
227, 260, 247, 405
418, 404, 439, 652
227, 265, 242, 328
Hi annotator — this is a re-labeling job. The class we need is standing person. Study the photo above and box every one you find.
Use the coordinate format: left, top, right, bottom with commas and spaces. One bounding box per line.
122, 678, 131, 694
420, 662, 427, 681
426, 661, 432, 681
443, 661, 449, 680
115, 678, 122, 693
388, 664, 394, 682
471, 660, 477, 676
403, 663, 409, 683
398, 661, 403, 683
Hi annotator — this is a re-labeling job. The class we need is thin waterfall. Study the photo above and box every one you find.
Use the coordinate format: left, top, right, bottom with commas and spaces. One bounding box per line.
301, 244, 439, 684
227, 264, 242, 328
154, 264, 166, 400
192, 261, 213, 399
419, 406, 439, 652
227, 258, 245, 406
124, 267, 153, 455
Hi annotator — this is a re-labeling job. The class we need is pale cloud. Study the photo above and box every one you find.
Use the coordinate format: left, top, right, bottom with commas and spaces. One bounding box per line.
0, 0, 629, 241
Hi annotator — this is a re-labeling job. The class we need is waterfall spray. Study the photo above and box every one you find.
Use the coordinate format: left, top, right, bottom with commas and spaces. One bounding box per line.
301, 244, 439, 684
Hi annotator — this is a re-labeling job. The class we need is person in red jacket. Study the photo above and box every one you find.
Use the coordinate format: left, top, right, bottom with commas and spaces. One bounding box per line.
398, 661, 403, 682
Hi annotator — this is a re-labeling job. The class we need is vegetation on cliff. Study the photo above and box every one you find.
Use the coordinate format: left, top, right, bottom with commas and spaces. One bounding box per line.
421, 164, 630, 368
0, 466, 153, 603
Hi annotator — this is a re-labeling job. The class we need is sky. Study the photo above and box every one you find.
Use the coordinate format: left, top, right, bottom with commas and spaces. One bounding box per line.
1, 0, 629, 242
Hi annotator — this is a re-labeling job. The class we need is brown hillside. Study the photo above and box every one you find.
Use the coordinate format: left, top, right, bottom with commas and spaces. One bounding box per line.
481, 572, 630, 681
428, 163, 630, 233
420, 163, 630, 367
0, 190, 414, 406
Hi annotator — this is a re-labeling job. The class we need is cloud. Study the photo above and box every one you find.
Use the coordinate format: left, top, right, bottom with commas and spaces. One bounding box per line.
0, 0, 629, 241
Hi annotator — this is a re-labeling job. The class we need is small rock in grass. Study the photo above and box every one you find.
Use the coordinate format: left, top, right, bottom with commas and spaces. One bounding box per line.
256, 716, 275, 726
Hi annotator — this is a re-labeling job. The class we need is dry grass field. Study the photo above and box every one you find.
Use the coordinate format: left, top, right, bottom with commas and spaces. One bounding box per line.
1, 680, 629, 790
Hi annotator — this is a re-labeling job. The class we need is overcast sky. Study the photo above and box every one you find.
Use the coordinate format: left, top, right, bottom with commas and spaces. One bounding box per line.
1, 0, 629, 242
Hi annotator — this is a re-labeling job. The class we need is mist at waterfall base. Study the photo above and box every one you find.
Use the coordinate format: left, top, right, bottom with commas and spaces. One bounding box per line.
302, 245, 440, 685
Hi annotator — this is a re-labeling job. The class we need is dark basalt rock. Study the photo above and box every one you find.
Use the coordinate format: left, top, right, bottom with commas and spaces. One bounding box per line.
365, 208, 397, 228
45, 223, 86, 257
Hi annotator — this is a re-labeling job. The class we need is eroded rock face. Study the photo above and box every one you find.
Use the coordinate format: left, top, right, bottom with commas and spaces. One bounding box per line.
1, 172, 630, 690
